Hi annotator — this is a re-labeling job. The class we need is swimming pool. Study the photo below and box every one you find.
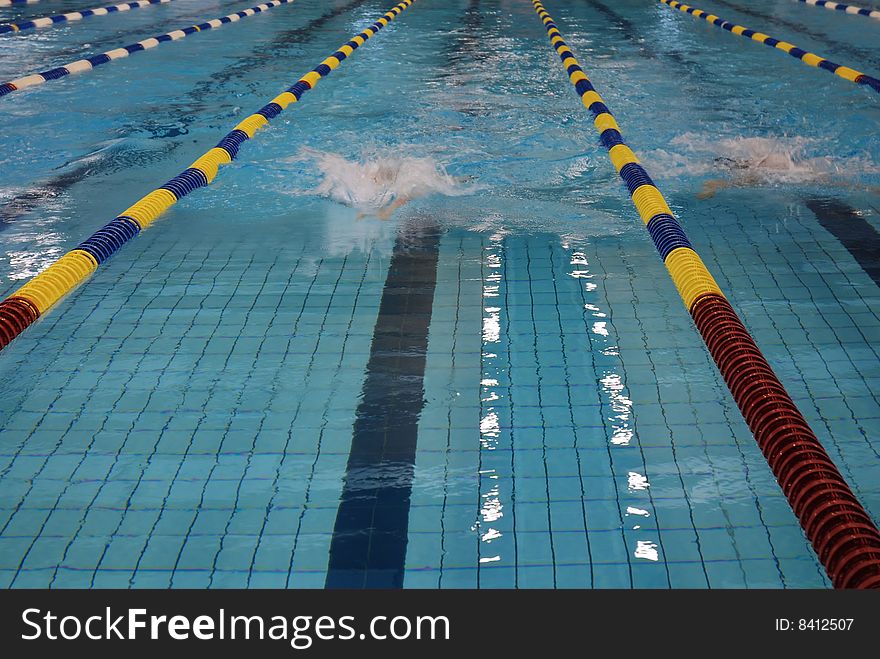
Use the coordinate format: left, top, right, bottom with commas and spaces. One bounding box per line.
0, 0, 878, 588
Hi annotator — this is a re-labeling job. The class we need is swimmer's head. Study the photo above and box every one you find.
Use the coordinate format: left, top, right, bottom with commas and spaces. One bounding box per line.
370, 163, 399, 185
714, 151, 798, 172
755, 151, 796, 170
713, 156, 749, 170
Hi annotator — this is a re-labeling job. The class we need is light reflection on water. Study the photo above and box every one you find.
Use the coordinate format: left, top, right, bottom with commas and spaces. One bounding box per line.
600, 372, 634, 447
472, 231, 664, 574
475, 229, 508, 567
563, 238, 658, 566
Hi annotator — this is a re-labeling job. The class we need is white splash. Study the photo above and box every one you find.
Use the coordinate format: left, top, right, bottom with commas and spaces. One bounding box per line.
647, 134, 879, 185
481, 484, 503, 523
288, 147, 477, 210
482, 528, 502, 542
591, 321, 609, 337
482, 307, 501, 343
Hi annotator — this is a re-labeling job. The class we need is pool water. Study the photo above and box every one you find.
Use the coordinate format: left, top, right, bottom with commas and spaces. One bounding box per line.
0, 0, 878, 588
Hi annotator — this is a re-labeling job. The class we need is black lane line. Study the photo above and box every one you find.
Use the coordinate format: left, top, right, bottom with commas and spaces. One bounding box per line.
188, 0, 368, 93
584, 0, 704, 71
581, 0, 740, 114
805, 197, 880, 286
325, 216, 441, 589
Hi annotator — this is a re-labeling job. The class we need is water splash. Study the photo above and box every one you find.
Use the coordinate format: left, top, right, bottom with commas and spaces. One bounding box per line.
647, 134, 879, 186
286, 147, 478, 210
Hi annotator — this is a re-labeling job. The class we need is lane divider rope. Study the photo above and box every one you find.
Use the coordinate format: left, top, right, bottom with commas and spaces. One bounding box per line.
0, 1, 41, 6
795, 0, 880, 19
0, 0, 172, 35
0, 0, 418, 349
532, 0, 880, 589
658, 0, 880, 94
0, 1, 297, 97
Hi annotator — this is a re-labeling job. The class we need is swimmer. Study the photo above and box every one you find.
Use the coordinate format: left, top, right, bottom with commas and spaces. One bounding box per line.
696, 153, 880, 199
355, 162, 412, 220
297, 149, 475, 219
354, 163, 473, 220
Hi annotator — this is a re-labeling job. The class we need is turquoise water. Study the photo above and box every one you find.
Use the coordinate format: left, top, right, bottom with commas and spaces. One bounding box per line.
0, 0, 878, 588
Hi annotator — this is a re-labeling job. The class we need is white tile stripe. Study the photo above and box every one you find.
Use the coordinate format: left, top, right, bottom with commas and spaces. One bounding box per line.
2, 1, 295, 96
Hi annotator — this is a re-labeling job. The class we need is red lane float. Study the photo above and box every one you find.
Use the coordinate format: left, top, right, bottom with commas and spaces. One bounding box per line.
690, 293, 880, 588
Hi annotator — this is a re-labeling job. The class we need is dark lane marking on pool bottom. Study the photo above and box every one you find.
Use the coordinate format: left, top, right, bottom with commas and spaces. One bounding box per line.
805, 197, 880, 286
325, 216, 441, 589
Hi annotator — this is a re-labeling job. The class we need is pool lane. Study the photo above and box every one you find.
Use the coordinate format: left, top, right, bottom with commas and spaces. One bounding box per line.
0, 0, 369, 230
794, 0, 880, 20
0, 0, 421, 352
0, 1, 300, 97
533, 0, 880, 588
0, 0, 878, 589
658, 0, 880, 93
